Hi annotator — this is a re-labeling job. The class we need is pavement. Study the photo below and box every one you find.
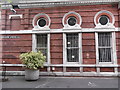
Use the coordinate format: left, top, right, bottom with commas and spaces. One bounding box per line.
0, 76, 119, 88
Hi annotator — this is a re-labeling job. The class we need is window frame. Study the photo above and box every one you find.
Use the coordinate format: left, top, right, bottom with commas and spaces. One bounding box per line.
98, 15, 110, 26
67, 16, 77, 26
37, 18, 47, 27
95, 32, 117, 64
32, 33, 50, 65
63, 33, 82, 64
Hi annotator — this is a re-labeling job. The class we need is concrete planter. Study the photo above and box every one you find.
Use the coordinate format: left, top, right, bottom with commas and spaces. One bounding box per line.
25, 69, 39, 81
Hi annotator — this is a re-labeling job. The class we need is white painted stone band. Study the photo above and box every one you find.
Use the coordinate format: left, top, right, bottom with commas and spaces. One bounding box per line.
0, 64, 120, 67
0, 71, 119, 76
0, 28, 119, 35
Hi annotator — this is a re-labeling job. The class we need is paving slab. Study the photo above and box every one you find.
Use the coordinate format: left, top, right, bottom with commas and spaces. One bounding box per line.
1, 76, 119, 88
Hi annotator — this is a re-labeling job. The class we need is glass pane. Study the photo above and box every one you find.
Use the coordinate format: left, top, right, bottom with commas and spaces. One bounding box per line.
99, 15, 109, 25
68, 16, 77, 26
66, 33, 78, 47
67, 48, 79, 62
36, 34, 47, 62
98, 33, 111, 46
37, 34, 47, 47
38, 18, 46, 27
37, 49, 47, 62
99, 48, 111, 62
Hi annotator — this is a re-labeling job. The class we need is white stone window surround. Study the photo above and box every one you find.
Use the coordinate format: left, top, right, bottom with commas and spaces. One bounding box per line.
94, 10, 115, 29
94, 10, 117, 65
63, 33, 82, 65
32, 13, 51, 30
32, 33, 50, 65
95, 31, 117, 65
9, 14, 23, 19
62, 11, 82, 30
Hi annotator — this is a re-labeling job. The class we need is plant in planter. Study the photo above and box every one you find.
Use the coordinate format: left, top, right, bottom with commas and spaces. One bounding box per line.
20, 51, 46, 81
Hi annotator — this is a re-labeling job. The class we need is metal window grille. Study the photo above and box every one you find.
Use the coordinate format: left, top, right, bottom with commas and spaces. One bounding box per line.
66, 33, 79, 62
36, 34, 47, 62
98, 32, 112, 62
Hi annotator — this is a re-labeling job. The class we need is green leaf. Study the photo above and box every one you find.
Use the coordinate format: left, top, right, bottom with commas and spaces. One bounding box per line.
19, 51, 46, 69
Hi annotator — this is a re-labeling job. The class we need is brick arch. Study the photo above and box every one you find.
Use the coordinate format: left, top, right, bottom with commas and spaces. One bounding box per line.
94, 10, 115, 26
32, 13, 51, 28
62, 11, 82, 27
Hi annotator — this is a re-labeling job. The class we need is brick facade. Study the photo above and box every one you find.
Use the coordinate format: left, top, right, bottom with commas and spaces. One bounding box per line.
0, 3, 120, 76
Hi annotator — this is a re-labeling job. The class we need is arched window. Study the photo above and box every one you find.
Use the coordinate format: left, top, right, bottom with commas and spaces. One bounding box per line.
32, 13, 51, 30
62, 11, 82, 29
94, 10, 115, 28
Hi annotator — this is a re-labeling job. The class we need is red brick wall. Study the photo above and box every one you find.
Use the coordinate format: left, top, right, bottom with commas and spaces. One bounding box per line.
1, 4, 120, 74
2, 34, 32, 64
66, 67, 80, 72
1, 4, 119, 31
50, 33, 63, 64
100, 68, 114, 72
82, 33, 96, 64
83, 67, 96, 72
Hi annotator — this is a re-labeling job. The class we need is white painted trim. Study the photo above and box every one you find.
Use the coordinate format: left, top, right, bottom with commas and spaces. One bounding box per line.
62, 34, 66, 74
63, 33, 67, 65
1, 0, 118, 9
94, 10, 115, 29
47, 34, 50, 72
0, 64, 119, 67
0, 11, 1, 23
63, 33, 67, 73
95, 27, 99, 75
95, 32, 117, 64
79, 33, 82, 64
62, 11, 82, 29
0, 64, 24, 66
112, 32, 117, 64
32, 13, 51, 30
32, 34, 37, 52
0, 28, 119, 35
97, 68, 100, 73
79, 33, 83, 72
114, 68, 118, 74
9, 14, 23, 19
47, 34, 50, 65
0, 71, 119, 76
32, 34, 50, 65
63, 33, 82, 64
14, 0, 120, 3
95, 32, 99, 65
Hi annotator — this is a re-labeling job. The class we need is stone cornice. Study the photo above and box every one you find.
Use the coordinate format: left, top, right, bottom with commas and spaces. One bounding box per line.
0, 0, 119, 9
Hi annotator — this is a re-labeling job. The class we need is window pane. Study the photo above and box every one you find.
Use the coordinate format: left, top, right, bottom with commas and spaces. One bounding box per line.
99, 15, 109, 25
98, 33, 111, 46
66, 33, 78, 47
66, 33, 79, 62
98, 32, 112, 62
36, 34, 47, 62
67, 48, 79, 62
99, 48, 111, 62
37, 34, 47, 47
